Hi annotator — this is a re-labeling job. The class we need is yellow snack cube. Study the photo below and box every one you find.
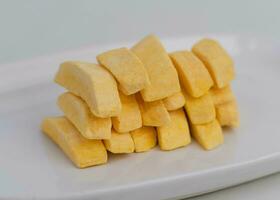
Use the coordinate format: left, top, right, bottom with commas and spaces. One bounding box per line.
57, 92, 111, 139
54, 61, 121, 118
163, 91, 185, 111
130, 126, 157, 152
183, 90, 216, 124
103, 130, 134, 153
131, 35, 180, 101
41, 117, 107, 168
157, 109, 191, 150
112, 92, 142, 133
192, 39, 235, 88
170, 51, 213, 97
97, 47, 150, 95
136, 94, 170, 127
191, 119, 223, 150
216, 100, 240, 127
209, 86, 235, 105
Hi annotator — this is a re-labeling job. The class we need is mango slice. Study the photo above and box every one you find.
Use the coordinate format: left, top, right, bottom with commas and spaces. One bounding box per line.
157, 109, 191, 150
57, 92, 111, 139
97, 47, 150, 95
41, 117, 107, 168
131, 35, 180, 101
55, 61, 121, 118
130, 126, 157, 152
216, 100, 240, 127
209, 86, 235, 106
170, 51, 213, 97
163, 91, 185, 111
136, 94, 170, 127
183, 90, 216, 124
192, 39, 235, 88
190, 119, 223, 150
103, 130, 134, 153
112, 92, 142, 133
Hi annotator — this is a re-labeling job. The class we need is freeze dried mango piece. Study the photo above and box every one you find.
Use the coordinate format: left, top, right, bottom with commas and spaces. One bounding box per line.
163, 91, 185, 111
97, 47, 150, 95
183, 91, 216, 124
55, 61, 121, 118
191, 119, 223, 150
216, 100, 239, 127
41, 117, 107, 168
131, 35, 180, 101
170, 51, 213, 97
57, 92, 111, 139
192, 39, 235, 88
209, 86, 235, 105
130, 126, 157, 152
112, 92, 142, 133
103, 130, 134, 153
157, 109, 191, 150
136, 94, 170, 127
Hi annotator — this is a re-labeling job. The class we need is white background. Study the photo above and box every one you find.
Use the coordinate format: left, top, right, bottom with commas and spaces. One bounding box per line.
1, 1, 279, 199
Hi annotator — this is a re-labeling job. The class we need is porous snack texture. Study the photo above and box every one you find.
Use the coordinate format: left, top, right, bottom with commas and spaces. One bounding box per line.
42, 35, 239, 168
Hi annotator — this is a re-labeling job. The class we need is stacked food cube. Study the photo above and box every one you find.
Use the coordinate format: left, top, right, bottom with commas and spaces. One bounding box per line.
41, 35, 239, 168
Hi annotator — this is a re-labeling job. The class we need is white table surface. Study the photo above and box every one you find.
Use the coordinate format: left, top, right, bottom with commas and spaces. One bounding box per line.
1, 1, 279, 199
188, 173, 280, 200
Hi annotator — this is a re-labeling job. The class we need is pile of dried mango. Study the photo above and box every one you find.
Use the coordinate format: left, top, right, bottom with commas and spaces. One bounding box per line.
41, 35, 239, 168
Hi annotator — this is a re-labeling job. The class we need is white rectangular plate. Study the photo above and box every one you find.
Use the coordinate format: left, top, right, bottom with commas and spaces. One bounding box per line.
1, 34, 280, 200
